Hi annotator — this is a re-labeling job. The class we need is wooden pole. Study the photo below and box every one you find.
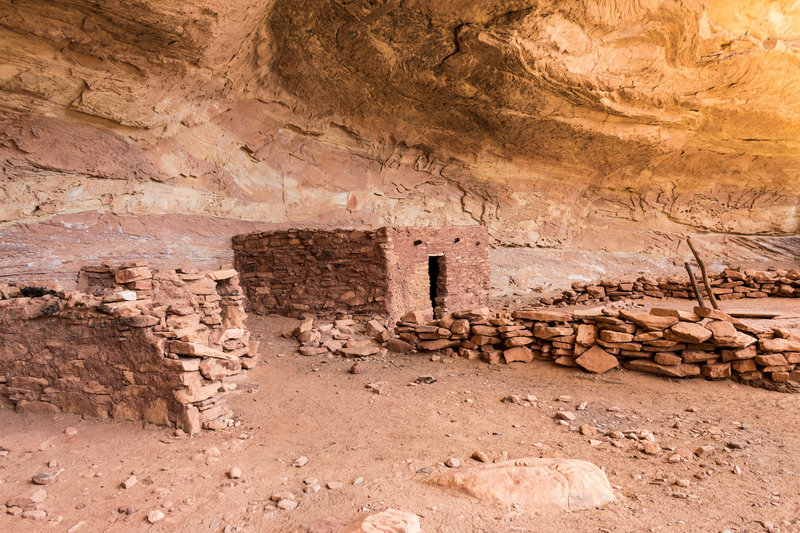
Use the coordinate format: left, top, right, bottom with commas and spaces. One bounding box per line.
686, 236, 720, 310
684, 261, 706, 308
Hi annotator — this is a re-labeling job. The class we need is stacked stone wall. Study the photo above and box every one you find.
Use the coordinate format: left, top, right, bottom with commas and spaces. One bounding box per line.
233, 229, 390, 318
394, 306, 800, 391
553, 268, 800, 305
233, 226, 490, 324
0, 262, 258, 433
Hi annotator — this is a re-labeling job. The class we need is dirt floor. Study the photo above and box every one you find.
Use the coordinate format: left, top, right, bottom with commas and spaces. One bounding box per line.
1, 299, 800, 532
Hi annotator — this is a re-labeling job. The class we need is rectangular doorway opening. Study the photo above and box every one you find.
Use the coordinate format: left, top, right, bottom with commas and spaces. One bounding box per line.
428, 255, 446, 318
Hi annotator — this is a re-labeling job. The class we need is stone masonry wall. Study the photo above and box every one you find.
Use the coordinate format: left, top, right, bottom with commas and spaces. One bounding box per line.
385, 226, 489, 322
233, 229, 390, 318
550, 268, 800, 306
233, 227, 491, 325
0, 262, 259, 433
392, 306, 800, 391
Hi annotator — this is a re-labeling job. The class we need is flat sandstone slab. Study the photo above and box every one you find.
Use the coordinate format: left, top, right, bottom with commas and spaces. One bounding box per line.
575, 345, 619, 374
430, 458, 614, 512
625, 359, 701, 378
342, 508, 421, 533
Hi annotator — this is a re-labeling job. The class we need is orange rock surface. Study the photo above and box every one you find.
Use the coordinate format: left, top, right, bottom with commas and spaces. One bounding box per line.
1, 1, 798, 281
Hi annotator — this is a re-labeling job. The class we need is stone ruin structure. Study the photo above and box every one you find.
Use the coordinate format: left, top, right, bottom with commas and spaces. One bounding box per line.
3, 223, 796, 438
0, 262, 258, 434
233, 226, 490, 323
555, 268, 800, 305
234, 227, 800, 394
392, 305, 800, 391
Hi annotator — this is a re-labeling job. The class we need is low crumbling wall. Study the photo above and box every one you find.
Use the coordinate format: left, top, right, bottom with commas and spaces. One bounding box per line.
0, 262, 259, 433
233, 229, 390, 318
393, 306, 800, 391
550, 268, 800, 305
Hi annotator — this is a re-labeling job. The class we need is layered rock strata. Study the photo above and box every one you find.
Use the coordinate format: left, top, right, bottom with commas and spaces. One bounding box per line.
2, 1, 800, 285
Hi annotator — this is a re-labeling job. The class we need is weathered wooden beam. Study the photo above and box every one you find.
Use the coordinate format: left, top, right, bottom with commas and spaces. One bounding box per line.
684, 261, 706, 308
686, 237, 720, 311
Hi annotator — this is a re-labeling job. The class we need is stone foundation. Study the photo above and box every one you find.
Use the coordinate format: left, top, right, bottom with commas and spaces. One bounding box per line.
394, 306, 800, 391
551, 268, 800, 306
0, 262, 259, 433
233, 226, 489, 323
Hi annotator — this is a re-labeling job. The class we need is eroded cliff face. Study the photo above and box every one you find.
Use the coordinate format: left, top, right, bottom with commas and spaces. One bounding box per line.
1, 1, 799, 284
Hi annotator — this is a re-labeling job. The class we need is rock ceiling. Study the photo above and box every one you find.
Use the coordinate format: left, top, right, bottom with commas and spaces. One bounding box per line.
1, 0, 799, 263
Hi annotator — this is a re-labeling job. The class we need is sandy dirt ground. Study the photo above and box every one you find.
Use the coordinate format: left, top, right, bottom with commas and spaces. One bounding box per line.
1, 300, 800, 533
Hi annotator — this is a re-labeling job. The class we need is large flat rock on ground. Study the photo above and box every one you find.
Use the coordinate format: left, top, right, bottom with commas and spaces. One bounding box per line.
430, 457, 614, 512
342, 508, 421, 532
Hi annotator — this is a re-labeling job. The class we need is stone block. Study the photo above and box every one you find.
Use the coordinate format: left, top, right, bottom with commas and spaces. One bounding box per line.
701, 362, 731, 379
599, 330, 634, 343
180, 406, 201, 435
618, 311, 678, 330
503, 347, 534, 364
575, 346, 619, 374
625, 359, 701, 378
721, 345, 756, 361
668, 322, 712, 344
199, 358, 241, 380
575, 324, 597, 346
115, 267, 152, 284
705, 320, 737, 344
731, 359, 757, 373
533, 323, 573, 339
654, 352, 682, 366
208, 269, 237, 281
168, 341, 237, 361
174, 381, 221, 404
755, 353, 788, 367
386, 339, 415, 353
512, 309, 572, 322
759, 338, 800, 353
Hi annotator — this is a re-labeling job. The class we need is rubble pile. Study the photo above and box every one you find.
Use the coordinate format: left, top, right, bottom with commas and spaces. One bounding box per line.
287, 317, 389, 358
392, 306, 800, 390
553, 268, 800, 305
0, 262, 259, 433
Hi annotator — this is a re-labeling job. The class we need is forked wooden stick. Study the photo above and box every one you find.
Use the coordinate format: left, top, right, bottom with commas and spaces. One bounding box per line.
686, 237, 720, 310
683, 261, 706, 308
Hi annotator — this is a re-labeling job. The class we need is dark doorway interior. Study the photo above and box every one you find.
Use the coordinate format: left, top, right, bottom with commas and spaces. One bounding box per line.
428, 255, 445, 317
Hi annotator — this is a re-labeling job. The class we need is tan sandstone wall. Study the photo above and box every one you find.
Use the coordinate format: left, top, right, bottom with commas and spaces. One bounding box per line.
385, 227, 490, 322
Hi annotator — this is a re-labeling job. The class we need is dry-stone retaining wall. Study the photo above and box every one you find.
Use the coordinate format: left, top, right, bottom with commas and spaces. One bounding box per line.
555, 268, 800, 305
393, 306, 800, 391
0, 262, 259, 433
